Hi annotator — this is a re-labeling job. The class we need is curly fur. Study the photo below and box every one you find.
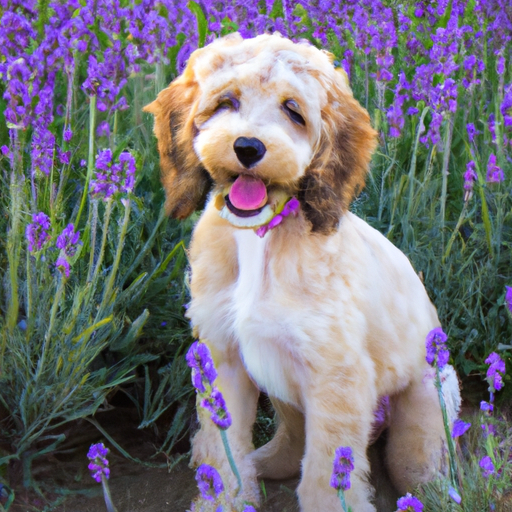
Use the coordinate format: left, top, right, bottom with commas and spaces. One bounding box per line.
145, 33, 461, 512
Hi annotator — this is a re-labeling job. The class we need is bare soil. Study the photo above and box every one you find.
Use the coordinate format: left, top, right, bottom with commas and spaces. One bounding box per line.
5, 405, 400, 512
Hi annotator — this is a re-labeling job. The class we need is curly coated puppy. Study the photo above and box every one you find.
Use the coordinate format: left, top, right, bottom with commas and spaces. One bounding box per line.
145, 33, 461, 512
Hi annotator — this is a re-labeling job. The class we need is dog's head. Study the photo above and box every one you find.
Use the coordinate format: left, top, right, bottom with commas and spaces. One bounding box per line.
144, 33, 377, 233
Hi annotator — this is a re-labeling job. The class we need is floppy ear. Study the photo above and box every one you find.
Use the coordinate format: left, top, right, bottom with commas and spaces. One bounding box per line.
298, 69, 377, 234
143, 73, 212, 219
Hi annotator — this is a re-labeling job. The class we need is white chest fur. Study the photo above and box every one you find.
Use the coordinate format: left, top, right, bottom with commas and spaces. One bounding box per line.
232, 230, 300, 405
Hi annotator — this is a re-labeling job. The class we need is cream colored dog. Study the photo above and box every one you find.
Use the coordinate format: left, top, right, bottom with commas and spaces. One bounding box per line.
145, 33, 460, 512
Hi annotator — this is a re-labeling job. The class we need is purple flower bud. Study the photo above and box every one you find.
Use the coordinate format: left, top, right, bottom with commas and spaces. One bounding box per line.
26, 212, 51, 252
1, 145, 9, 156
63, 128, 73, 142
425, 327, 449, 369
87, 443, 110, 483
506, 286, 512, 313
56, 223, 80, 257
195, 464, 224, 501
330, 446, 354, 491
396, 492, 423, 511
186, 341, 217, 393
56, 256, 70, 278
201, 388, 232, 429
480, 400, 494, 412
485, 352, 506, 392
466, 123, 477, 143
448, 486, 461, 504
479, 456, 495, 478
451, 419, 471, 438
486, 154, 504, 183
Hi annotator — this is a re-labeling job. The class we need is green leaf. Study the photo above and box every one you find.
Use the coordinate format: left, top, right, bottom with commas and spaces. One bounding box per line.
188, 1, 208, 49
110, 309, 149, 352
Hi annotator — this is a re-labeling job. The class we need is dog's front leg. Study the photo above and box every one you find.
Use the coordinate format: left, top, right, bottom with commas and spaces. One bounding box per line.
297, 374, 377, 512
190, 343, 261, 506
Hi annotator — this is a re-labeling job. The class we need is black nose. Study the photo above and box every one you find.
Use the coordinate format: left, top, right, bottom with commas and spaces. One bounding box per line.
233, 137, 266, 168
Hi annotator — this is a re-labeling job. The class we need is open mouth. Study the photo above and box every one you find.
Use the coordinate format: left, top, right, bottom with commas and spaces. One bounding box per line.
217, 174, 289, 229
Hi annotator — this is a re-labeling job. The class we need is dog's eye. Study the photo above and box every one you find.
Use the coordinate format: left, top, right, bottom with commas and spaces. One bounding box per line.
215, 95, 239, 112
283, 99, 306, 126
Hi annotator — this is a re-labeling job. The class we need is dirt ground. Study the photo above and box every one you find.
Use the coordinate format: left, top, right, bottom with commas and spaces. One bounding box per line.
5, 405, 401, 512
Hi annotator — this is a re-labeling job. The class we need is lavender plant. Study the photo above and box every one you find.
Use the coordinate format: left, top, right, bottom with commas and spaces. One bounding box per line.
87, 442, 118, 512
1, 0, 511, 507
330, 446, 354, 512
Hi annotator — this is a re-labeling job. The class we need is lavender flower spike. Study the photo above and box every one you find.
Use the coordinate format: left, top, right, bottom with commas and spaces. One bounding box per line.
87, 443, 110, 483
186, 341, 218, 393
485, 352, 506, 392
201, 388, 232, 429
195, 464, 224, 502
56, 223, 81, 257
26, 212, 51, 252
396, 493, 424, 512
425, 327, 449, 369
330, 446, 354, 491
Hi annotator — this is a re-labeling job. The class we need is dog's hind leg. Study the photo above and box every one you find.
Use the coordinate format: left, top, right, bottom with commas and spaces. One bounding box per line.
248, 398, 305, 479
385, 365, 461, 494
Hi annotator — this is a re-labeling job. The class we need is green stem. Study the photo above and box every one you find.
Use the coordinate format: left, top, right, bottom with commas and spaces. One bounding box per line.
337, 488, 349, 512
101, 475, 119, 512
98, 199, 131, 314
219, 428, 243, 495
442, 203, 468, 263
440, 114, 454, 236
435, 366, 459, 490
90, 199, 113, 286
35, 276, 66, 382
404, 107, 430, 240
87, 199, 99, 282
76, 95, 97, 227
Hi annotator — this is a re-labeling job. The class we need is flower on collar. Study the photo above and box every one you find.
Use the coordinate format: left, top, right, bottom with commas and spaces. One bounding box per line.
255, 197, 299, 238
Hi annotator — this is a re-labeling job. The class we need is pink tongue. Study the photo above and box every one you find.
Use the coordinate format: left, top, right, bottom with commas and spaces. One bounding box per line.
229, 175, 267, 210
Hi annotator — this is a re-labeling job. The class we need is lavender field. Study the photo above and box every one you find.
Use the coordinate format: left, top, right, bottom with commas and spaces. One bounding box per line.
0, 0, 511, 511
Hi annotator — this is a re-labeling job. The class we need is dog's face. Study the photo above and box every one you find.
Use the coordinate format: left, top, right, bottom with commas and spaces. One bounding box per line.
145, 33, 377, 233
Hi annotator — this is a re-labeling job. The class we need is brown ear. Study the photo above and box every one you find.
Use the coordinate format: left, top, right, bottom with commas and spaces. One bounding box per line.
143, 74, 212, 219
298, 71, 377, 234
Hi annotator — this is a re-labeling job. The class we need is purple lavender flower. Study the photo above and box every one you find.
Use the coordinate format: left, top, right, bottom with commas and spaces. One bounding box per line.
485, 352, 506, 392
486, 154, 504, 183
201, 388, 232, 430
448, 486, 461, 504
91, 149, 136, 198
506, 286, 512, 313
479, 456, 495, 478
1, 145, 10, 156
56, 223, 80, 257
96, 121, 110, 138
63, 128, 73, 142
466, 123, 477, 143
242, 506, 257, 512
26, 212, 51, 252
186, 341, 217, 393
480, 401, 494, 412
56, 256, 70, 278
330, 446, 354, 491
451, 419, 471, 438
195, 464, 224, 501
396, 493, 424, 511
87, 443, 110, 483
425, 327, 449, 369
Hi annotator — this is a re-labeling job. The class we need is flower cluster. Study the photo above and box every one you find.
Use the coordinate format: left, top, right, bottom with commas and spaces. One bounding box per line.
55, 223, 81, 278
425, 327, 449, 369
485, 352, 506, 393
87, 443, 110, 483
255, 197, 300, 238
195, 464, 224, 502
26, 213, 51, 252
396, 493, 423, 512
330, 446, 354, 492
90, 149, 136, 199
186, 341, 231, 430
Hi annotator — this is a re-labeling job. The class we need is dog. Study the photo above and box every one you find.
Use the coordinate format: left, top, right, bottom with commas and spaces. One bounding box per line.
144, 33, 461, 512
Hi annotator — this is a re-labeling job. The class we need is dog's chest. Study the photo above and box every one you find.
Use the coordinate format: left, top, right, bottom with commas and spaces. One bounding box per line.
231, 230, 303, 405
